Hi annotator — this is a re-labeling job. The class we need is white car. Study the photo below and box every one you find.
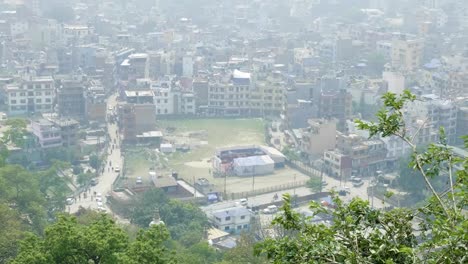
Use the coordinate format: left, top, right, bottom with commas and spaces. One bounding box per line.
136, 177, 143, 184
108, 106, 113, 111
96, 197, 102, 202
66, 197, 74, 205
114, 166, 120, 172
97, 206, 107, 213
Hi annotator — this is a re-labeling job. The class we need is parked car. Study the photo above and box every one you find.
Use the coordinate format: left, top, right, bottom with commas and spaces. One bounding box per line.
90, 178, 98, 186
114, 166, 120, 172
263, 205, 278, 214
240, 198, 248, 206
66, 197, 74, 205
136, 177, 143, 184
352, 181, 364, 187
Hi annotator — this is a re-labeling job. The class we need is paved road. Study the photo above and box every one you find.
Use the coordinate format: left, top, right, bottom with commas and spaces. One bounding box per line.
69, 94, 123, 214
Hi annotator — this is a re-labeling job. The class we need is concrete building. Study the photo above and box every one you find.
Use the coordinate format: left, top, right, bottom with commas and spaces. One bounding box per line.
318, 89, 352, 130
390, 33, 424, 72
383, 71, 405, 95
209, 207, 252, 234
298, 119, 337, 158
5, 77, 55, 115
208, 70, 252, 116
118, 103, 156, 143
56, 80, 86, 119
49, 118, 79, 147
456, 107, 468, 145
406, 95, 458, 144
30, 119, 62, 149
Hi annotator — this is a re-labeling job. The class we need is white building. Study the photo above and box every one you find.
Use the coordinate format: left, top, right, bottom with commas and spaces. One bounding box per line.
182, 56, 193, 78
233, 155, 275, 176
151, 78, 196, 115
5, 77, 55, 115
209, 207, 252, 234
383, 71, 405, 95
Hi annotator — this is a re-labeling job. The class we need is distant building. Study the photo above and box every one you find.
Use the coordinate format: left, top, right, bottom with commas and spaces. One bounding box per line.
56, 80, 86, 119
5, 77, 55, 115
118, 103, 156, 143
390, 33, 423, 72
30, 119, 62, 148
298, 119, 337, 158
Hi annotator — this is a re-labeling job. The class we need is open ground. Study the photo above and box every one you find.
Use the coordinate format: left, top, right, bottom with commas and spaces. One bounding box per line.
124, 118, 310, 194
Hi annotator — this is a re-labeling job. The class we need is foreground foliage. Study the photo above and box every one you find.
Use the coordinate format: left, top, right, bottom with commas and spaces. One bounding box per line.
255, 91, 467, 263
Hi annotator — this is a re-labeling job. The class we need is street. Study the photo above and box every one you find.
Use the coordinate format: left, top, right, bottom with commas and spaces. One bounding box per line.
69, 94, 123, 214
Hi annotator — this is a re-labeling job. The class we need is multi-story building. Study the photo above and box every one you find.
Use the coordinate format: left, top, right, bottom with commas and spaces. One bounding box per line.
406, 95, 458, 144
118, 103, 156, 143
250, 78, 285, 117
49, 118, 79, 147
5, 77, 55, 115
390, 33, 424, 72
297, 119, 337, 158
456, 107, 468, 145
56, 80, 86, 119
207, 70, 252, 116
30, 119, 63, 149
318, 89, 352, 131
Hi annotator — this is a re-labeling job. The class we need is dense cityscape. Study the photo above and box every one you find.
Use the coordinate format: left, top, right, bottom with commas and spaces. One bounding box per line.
0, 0, 467, 263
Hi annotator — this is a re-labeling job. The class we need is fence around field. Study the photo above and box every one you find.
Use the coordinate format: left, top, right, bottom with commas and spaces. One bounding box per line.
228, 180, 308, 200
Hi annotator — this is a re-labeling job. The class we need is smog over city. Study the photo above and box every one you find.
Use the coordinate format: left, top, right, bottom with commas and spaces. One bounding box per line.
0, 0, 466, 263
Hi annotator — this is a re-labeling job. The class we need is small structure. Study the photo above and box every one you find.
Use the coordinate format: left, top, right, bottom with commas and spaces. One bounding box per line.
136, 130, 163, 146
152, 174, 178, 193
160, 143, 175, 153
233, 155, 275, 176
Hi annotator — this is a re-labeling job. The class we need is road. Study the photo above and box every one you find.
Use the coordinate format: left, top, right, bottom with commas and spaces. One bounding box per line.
69, 94, 123, 214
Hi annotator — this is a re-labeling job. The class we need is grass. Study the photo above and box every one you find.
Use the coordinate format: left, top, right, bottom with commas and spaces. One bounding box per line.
156, 118, 266, 183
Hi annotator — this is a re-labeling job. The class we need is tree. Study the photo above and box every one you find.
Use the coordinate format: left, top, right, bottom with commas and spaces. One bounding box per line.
127, 190, 208, 248
89, 154, 101, 170
12, 214, 129, 264
306, 177, 322, 192
223, 233, 266, 264
118, 224, 176, 264
0, 204, 25, 263
77, 172, 93, 187
255, 91, 467, 263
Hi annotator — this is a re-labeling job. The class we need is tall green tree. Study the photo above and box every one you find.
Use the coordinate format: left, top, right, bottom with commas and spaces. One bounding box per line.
118, 224, 176, 264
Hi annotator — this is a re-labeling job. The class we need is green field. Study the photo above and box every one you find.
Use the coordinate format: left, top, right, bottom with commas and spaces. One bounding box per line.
156, 118, 266, 185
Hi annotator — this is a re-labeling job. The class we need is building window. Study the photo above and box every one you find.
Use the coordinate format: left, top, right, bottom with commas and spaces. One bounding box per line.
157, 109, 161, 114
36, 92, 42, 96
20, 99, 26, 103
224, 226, 230, 231
45, 98, 51, 103
240, 215, 245, 220
45, 92, 51, 95
27, 85, 33, 89
164, 99, 168, 103
157, 99, 160, 103
28, 92, 34, 96
243, 224, 248, 229
20, 92, 26, 96
237, 225, 242, 230
10, 100, 16, 104
164, 109, 168, 114
36, 99, 42, 103
10, 92, 16, 97
225, 216, 231, 221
